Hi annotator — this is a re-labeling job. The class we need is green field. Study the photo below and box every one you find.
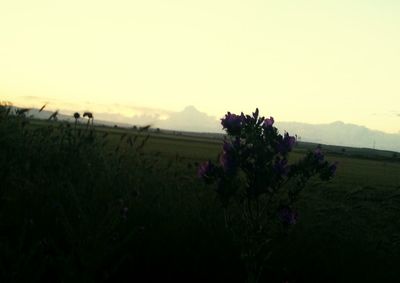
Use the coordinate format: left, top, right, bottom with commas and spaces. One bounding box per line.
1, 113, 400, 282
91, 123, 400, 281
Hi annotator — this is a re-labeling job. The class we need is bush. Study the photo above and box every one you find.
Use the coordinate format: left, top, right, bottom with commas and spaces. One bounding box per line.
198, 109, 337, 282
0, 104, 250, 282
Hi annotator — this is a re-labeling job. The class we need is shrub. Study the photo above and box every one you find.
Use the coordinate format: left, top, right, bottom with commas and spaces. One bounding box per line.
0, 104, 159, 282
198, 109, 337, 282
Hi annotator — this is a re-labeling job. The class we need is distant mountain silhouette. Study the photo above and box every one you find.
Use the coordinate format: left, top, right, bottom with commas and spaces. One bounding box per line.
154, 107, 400, 152
7, 105, 400, 152
276, 121, 400, 152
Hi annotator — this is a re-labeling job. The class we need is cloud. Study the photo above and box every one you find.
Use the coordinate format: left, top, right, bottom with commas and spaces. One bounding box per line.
93, 112, 160, 126
371, 111, 400, 117
156, 105, 220, 132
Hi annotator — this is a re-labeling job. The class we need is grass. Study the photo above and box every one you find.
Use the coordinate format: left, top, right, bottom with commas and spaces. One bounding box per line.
1, 109, 400, 282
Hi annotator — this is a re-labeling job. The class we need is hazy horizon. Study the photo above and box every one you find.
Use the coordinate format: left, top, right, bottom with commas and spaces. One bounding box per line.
1, 1, 400, 134
5, 97, 399, 133
6, 101, 400, 152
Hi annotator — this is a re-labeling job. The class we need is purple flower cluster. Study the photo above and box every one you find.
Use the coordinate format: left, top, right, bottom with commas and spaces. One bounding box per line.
220, 141, 237, 174
278, 206, 298, 225
263, 116, 274, 128
221, 112, 243, 135
305, 146, 338, 180
277, 133, 296, 155
198, 109, 337, 228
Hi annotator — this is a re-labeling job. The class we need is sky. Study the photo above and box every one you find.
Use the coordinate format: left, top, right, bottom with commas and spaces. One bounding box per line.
1, 0, 400, 133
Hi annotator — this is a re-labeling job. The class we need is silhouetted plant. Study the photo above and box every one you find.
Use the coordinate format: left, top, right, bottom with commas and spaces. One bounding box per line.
139, 125, 151, 132
73, 112, 80, 129
0, 104, 164, 282
48, 110, 59, 121
15, 108, 30, 117
73, 112, 80, 120
83, 111, 94, 128
198, 108, 337, 282
39, 103, 47, 112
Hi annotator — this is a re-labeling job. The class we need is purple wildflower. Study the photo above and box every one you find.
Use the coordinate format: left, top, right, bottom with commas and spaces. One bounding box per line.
277, 133, 296, 154
221, 112, 243, 135
278, 206, 298, 225
263, 116, 275, 128
220, 141, 237, 174
197, 160, 215, 180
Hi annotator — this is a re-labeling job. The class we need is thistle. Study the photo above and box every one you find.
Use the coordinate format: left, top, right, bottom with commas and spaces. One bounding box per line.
73, 112, 80, 130
83, 112, 94, 128
199, 108, 337, 282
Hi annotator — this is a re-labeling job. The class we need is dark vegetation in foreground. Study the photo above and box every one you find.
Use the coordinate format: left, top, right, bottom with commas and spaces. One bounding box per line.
1, 106, 400, 282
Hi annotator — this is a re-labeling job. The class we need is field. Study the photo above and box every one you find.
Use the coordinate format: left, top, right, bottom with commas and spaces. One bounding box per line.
1, 111, 400, 282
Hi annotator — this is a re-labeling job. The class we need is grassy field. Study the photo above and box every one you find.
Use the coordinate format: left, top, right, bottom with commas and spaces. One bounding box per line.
1, 113, 400, 282
91, 122, 400, 282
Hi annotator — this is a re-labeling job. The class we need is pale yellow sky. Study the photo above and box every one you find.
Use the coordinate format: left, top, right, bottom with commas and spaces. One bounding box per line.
1, 0, 400, 133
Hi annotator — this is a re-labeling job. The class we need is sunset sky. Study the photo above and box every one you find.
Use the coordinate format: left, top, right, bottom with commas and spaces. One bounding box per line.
1, 0, 400, 133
